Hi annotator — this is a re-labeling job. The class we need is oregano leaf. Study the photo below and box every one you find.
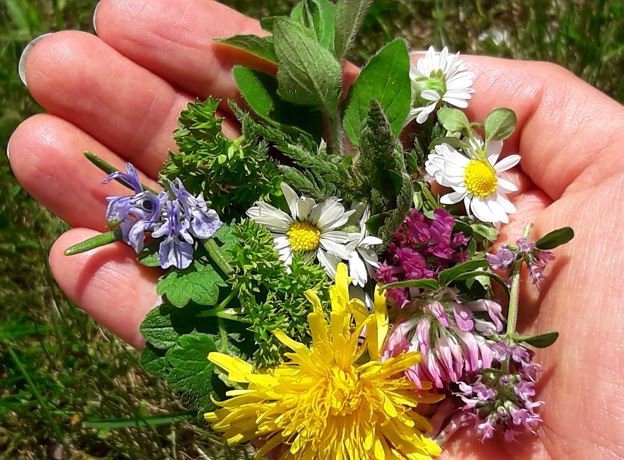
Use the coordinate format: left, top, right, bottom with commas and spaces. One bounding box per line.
343, 39, 411, 146
438, 259, 489, 285
518, 331, 559, 348
273, 18, 342, 112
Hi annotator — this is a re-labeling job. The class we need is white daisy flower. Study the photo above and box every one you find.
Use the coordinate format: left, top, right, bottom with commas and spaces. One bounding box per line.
246, 183, 354, 278
425, 137, 520, 224
409, 46, 475, 124
346, 208, 382, 287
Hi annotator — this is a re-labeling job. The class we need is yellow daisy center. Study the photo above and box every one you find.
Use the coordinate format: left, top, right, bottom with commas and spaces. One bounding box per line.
288, 221, 321, 252
464, 160, 498, 198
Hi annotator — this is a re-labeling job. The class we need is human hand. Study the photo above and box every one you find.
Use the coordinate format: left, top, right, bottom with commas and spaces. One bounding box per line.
7, 1, 624, 458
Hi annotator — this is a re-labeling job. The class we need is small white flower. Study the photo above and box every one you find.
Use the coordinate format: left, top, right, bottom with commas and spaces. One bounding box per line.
425, 137, 520, 224
246, 183, 354, 278
346, 208, 382, 287
409, 46, 475, 124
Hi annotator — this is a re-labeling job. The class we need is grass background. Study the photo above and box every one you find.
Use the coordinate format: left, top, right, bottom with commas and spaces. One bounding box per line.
0, 0, 622, 458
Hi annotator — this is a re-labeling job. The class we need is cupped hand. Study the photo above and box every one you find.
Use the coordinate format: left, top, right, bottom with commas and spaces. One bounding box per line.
7, 1, 624, 458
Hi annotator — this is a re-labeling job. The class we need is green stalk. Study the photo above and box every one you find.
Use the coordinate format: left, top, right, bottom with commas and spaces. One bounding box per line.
204, 239, 233, 275
505, 223, 533, 337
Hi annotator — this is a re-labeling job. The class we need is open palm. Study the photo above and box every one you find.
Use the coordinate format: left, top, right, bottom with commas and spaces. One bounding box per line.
8, 1, 624, 458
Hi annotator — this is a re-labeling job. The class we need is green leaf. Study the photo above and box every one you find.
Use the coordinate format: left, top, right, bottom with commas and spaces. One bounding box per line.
383, 279, 440, 291
429, 136, 472, 152
165, 333, 220, 402
139, 344, 169, 378
334, 0, 372, 60
518, 331, 559, 348
471, 223, 499, 242
343, 39, 411, 146
450, 270, 510, 295
484, 108, 517, 141
214, 35, 277, 64
437, 107, 471, 133
157, 263, 226, 308
140, 304, 204, 350
295, 0, 337, 50
137, 241, 162, 267
438, 259, 489, 285
232, 66, 323, 138
535, 226, 574, 250
273, 18, 342, 112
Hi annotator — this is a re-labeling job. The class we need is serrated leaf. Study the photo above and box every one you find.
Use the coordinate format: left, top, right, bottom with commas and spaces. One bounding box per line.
437, 107, 471, 133
334, 0, 372, 60
383, 279, 440, 291
484, 108, 516, 141
140, 304, 214, 350
157, 263, 225, 308
518, 331, 559, 348
273, 18, 342, 112
535, 226, 574, 250
165, 333, 220, 400
438, 259, 489, 285
140, 344, 169, 378
232, 66, 323, 138
343, 39, 411, 146
214, 35, 277, 64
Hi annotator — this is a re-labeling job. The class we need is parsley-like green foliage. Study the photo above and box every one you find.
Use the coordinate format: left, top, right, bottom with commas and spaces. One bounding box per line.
160, 97, 282, 221
229, 220, 331, 367
231, 102, 356, 202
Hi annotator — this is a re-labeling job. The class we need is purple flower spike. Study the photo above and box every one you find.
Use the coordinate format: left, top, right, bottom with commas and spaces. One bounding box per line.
152, 201, 194, 269
486, 247, 516, 270
102, 163, 143, 193
169, 179, 222, 240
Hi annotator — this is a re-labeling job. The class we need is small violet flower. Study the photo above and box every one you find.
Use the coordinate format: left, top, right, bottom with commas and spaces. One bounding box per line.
450, 342, 544, 442
486, 237, 555, 286
103, 164, 222, 269
382, 297, 504, 389
377, 208, 470, 308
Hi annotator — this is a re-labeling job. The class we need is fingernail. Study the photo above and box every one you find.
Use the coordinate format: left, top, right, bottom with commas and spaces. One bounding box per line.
18, 33, 53, 87
6, 132, 14, 161
93, 1, 101, 34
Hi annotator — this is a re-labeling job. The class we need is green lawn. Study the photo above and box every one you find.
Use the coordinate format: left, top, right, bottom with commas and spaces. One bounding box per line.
0, 0, 622, 458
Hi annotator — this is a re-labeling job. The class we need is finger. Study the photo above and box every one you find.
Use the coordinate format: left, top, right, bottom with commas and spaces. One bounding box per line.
8, 113, 160, 230
49, 228, 160, 348
412, 52, 624, 200
94, 0, 266, 100
21, 31, 240, 178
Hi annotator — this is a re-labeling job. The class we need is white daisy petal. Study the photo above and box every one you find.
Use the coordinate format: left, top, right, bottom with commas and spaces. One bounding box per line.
497, 194, 516, 213
441, 191, 467, 205
494, 154, 521, 173
319, 237, 351, 260
317, 249, 340, 279
280, 182, 300, 219
349, 252, 368, 287
421, 89, 442, 102
246, 203, 292, 233
486, 198, 509, 224
471, 198, 495, 223
486, 140, 504, 164
498, 178, 518, 192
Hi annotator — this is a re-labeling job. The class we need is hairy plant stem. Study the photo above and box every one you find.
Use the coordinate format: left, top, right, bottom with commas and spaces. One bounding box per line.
327, 111, 343, 156
505, 223, 533, 337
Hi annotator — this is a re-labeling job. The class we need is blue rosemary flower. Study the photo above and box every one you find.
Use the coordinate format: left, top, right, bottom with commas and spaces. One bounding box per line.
103, 164, 221, 269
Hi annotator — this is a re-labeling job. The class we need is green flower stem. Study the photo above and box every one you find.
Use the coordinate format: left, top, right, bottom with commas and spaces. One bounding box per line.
64, 230, 122, 256
505, 223, 533, 337
327, 112, 343, 156
203, 239, 233, 275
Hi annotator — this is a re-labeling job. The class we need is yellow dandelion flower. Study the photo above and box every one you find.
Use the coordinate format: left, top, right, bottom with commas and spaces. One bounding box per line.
205, 264, 443, 460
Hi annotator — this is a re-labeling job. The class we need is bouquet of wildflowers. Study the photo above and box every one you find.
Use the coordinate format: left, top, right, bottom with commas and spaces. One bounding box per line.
67, 1, 574, 457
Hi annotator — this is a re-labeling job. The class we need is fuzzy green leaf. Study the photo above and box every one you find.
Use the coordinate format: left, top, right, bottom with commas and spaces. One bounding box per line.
273, 18, 342, 111
157, 263, 225, 308
437, 107, 471, 134
214, 35, 277, 63
535, 226, 574, 250
484, 108, 517, 141
518, 331, 559, 348
232, 66, 323, 139
293, 0, 336, 50
140, 304, 200, 350
438, 259, 490, 285
334, 0, 372, 60
343, 39, 411, 146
